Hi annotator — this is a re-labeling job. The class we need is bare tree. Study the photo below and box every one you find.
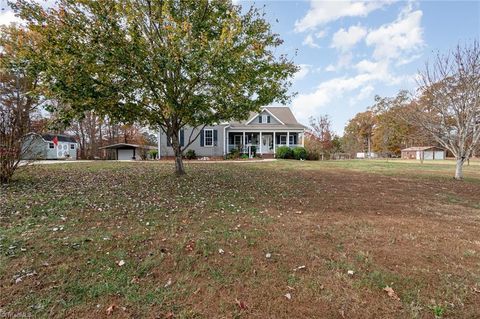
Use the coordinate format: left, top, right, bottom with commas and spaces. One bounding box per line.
414, 41, 480, 179
0, 26, 42, 183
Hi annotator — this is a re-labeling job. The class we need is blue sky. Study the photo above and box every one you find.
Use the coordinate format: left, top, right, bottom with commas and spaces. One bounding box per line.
237, 0, 480, 133
1, 0, 479, 133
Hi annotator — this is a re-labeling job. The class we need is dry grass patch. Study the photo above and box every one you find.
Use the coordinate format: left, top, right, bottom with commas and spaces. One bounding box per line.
1, 161, 479, 318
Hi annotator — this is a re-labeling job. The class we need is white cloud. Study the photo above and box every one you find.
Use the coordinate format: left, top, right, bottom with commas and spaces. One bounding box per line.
325, 52, 353, 72
294, 64, 311, 81
0, 10, 23, 26
292, 72, 381, 124
302, 34, 320, 48
315, 30, 327, 39
331, 25, 367, 51
365, 7, 424, 60
295, 0, 394, 32
349, 85, 374, 105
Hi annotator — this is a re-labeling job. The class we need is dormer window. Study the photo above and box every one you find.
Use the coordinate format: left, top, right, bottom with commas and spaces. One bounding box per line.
258, 114, 271, 124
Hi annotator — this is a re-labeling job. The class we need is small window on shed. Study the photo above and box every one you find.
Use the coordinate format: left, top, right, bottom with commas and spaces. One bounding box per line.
49, 143, 54, 149
70, 144, 75, 149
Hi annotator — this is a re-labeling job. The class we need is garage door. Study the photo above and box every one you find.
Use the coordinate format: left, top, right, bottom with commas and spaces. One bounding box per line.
118, 149, 134, 160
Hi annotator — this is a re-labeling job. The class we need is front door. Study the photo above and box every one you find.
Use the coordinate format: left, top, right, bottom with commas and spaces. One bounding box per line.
234, 135, 242, 147
262, 135, 272, 153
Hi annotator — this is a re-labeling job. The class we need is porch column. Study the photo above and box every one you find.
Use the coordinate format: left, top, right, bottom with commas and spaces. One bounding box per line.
287, 132, 290, 147
243, 131, 246, 152
273, 132, 276, 155
301, 132, 305, 147
259, 132, 263, 155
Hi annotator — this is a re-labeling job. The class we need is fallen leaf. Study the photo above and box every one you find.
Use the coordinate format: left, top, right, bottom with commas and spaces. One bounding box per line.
265, 253, 272, 259
106, 304, 115, 315
164, 278, 172, 288
347, 270, 354, 276
218, 248, 225, 254
117, 260, 125, 267
383, 286, 400, 301
284, 293, 292, 300
235, 298, 248, 310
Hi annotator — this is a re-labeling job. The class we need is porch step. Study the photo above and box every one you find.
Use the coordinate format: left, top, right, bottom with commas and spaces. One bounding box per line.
260, 154, 275, 159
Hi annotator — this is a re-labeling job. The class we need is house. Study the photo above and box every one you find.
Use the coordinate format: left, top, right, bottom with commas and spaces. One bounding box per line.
22, 133, 78, 160
401, 146, 445, 160
99, 143, 157, 160
356, 152, 378, 159
158, 106, 307, 158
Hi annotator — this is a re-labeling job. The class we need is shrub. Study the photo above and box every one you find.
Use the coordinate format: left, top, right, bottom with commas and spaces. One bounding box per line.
148, 149, 158, 160
276, 146, 293, 159
185, 149, 196, 160
240, 153, 249, 159
306, 149, 320, 160
293, 147, 307, 160
226, 148, 240, 160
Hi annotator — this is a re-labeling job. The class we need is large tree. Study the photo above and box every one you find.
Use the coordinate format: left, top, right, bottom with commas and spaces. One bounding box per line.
13, 0, 297, 175
343, 110, 376, 157
0, 25, 42, 183
414, 41, 480, 179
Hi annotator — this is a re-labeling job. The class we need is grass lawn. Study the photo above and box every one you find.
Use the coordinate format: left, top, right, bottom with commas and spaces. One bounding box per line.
1, 160, 479, 318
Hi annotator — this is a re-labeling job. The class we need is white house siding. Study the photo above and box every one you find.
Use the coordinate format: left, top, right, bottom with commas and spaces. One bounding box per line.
158, 125, 226, 158
434, 151, 445, 160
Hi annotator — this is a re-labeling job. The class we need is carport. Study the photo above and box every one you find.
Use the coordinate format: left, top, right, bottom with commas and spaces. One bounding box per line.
99, 143, 157, 160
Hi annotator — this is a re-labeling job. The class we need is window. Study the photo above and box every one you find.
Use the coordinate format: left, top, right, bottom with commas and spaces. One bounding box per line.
289, 134, 295, 145
258, 115, 263, 123
280, 135, 287, 145
266, 115, 271, 123
49, 143, 54, 149
70, 144, 75, 149
204, 129, 214, 147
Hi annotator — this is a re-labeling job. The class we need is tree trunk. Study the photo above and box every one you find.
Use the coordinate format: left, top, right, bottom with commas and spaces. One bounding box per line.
170, 132, 185, 176
455, 158, 465, 180
174, 150, 185, 176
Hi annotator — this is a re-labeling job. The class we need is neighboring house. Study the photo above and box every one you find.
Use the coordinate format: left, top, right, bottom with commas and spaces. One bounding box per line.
401, 146, 445, 160
22, 133, 78, 160
356, 152, 378, 159
99, 143, 157, 160
158, 106, 307, 158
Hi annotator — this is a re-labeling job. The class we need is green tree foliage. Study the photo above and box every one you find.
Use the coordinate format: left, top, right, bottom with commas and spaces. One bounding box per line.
13, 0, 297, 175
343, 110, 376, 157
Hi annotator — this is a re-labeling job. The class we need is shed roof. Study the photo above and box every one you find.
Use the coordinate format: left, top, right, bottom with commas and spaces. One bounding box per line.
99, 143, 157, 150
401, 146, 444, 152
41, 133, 77, 143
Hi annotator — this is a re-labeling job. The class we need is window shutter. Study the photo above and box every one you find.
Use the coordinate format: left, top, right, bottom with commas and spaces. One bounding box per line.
258, 116, 262, 123
180, 129, 184, 147
200, 129, 204, 147
213, 129, 218, 145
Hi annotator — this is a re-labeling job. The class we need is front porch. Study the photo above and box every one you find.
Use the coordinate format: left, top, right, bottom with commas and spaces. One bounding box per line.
226, 131, 304, 157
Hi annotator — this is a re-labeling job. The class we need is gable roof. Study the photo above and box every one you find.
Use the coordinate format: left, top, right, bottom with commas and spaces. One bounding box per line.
231, 107, 306, 129
42, 134, 77, 143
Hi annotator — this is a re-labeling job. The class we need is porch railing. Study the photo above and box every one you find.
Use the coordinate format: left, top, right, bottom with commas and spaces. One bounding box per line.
227, 143, 303, 154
